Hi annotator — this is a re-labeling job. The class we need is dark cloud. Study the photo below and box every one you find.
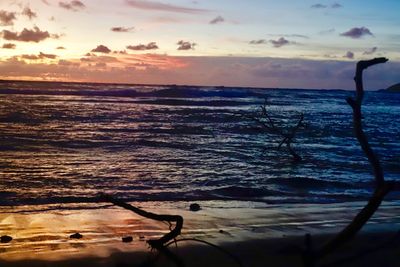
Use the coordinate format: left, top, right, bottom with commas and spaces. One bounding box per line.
111, 27, 135, 32
113, 50, 128, 54
39, 52, 58, 59
249, 39, 267, 45
311, 4, 327, 8
59, 1, 86, 11
125, 0, 208, 14
20, 52, 57, 60
127, 42, 158, 51
2, 43, 16, 49
177, 40, 196, 50
22, 7, 37, 20
0, 10, 17, 26
21, 54, 40, 60
311, 3, 343, 9
209, 15, 224, 24
340, 27, 373, 39
363, 47, 377, 55
2, 26, 55, 42
269, 37, 291, 48
344, 51, 354, 59
91, 45, 111, 54
56, 46, 66, 49
331, 3, 342, 8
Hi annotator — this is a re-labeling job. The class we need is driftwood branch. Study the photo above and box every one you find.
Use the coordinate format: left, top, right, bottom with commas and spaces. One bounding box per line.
100, 194, 183, 249
307, 57, 400, 264
247, 100, 304, 162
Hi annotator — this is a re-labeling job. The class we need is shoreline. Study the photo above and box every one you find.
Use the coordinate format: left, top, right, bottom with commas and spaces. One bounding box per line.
1, 200, 400, 266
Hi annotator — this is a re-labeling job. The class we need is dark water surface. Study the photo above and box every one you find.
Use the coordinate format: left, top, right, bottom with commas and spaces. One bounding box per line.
0, 81, 399, 206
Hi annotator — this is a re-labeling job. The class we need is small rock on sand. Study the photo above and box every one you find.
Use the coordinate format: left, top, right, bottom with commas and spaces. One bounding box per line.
1, 235, 12, 243
189, 203, 201, 212
70, 233, 83, 239
122, 236, 133, 243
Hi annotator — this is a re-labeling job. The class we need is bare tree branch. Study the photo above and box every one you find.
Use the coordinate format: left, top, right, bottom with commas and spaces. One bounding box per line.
250, 100, 304, 162
308, 57, 400, 264
100, 194, 183, 249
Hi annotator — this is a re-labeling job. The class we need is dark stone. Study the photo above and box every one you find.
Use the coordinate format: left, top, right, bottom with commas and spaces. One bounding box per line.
0, 235, 12, 243
219, 230, 224, 233
189, 203, 201, 212
139, 236, 145, 241
70, 233, 83, 239
122, 236, 133, 243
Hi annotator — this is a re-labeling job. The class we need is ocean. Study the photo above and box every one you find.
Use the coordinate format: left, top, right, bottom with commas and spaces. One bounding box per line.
1, 80, 399, 207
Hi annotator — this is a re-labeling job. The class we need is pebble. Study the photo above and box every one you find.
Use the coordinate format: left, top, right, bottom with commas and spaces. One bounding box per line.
70, 233, 83, 239
189, 203, 201, 212
122, 236, 133, 243
0, 235, 12, 243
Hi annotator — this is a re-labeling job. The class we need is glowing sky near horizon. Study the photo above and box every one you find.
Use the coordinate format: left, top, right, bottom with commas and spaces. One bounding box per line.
0, 0, 399, 89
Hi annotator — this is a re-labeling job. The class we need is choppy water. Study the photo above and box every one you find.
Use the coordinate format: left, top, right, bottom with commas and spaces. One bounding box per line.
0, 81, 399, 206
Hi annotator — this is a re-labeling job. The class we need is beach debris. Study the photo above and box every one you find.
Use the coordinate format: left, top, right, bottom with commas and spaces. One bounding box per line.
245, 99, 304, 162
189, 203, 201, 212
122, 236, 133, 243
70, 233, 83, 239
0, 235, 12, 243
100, 194, 183, 250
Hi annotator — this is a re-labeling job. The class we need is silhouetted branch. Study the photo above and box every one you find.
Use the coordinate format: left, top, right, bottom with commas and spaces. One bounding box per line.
100, 194, 183, 249
250, 100, 304, 162
306, 57, 400, 265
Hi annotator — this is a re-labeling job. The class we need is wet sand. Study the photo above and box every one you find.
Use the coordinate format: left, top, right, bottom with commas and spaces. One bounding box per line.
1, 200, 400, 266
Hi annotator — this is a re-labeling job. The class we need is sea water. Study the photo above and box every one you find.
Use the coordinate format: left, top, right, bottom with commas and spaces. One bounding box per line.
0, 81, 399, 207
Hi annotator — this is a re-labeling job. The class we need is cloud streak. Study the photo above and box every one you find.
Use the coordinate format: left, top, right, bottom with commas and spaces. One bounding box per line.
249, 39, 267, 45
2, 43, 16, 49
127, 42, 159, 51
269, 37, 292, 48
20, 52, 58, 60
363, 47, 377, 55
59, 1, 86, 12
111, 27, 135, 32
125, 0, 208, 14
209, 15, 224, 24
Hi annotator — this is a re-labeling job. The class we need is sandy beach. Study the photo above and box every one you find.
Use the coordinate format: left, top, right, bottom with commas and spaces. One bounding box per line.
1, 200, 400, 266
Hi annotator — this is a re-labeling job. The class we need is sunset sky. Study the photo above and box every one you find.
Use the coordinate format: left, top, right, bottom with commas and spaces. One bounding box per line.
0, 0, 399, 89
